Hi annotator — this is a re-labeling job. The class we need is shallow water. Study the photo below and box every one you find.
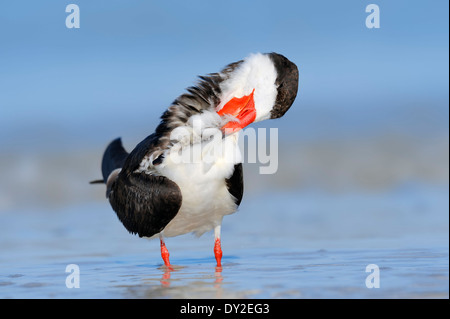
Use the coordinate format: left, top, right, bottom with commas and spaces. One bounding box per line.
4, 247, 447, 299
0, 184, 448, 299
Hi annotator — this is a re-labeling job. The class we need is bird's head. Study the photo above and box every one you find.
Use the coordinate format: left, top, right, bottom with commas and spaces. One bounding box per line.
216, 52, 299, 133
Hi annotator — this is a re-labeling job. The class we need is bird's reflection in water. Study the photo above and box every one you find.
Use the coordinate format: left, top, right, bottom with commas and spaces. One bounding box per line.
157, 263, 225, 298
158, 264, 182, 287
214, 266, 223, 284
160, 266, 172, 287
214, 266, 224, 298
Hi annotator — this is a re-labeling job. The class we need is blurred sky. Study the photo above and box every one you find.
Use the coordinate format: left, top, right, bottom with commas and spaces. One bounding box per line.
0, 0, 448, 151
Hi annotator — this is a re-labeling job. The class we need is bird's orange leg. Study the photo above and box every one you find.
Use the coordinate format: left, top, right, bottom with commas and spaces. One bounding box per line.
159, 234, 172, 269
214, 238, 223, 267
214, 225, 223, 267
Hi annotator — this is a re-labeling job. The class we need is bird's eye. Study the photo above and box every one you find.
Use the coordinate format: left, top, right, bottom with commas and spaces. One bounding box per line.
152, 155, 164, 165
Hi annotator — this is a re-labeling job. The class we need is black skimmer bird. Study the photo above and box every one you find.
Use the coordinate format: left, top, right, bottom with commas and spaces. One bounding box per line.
92, 53, 298, 268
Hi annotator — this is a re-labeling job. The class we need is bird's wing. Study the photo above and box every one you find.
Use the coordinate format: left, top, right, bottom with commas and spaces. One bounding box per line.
97, 136, 182, 238
108, 171, 182, 238
225, 163, 244, 206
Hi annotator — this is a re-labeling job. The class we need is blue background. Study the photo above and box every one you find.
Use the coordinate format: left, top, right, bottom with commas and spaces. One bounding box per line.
0, 0, 448, 150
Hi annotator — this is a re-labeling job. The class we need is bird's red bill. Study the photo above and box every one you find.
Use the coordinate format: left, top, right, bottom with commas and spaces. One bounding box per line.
217, 89, 256, 134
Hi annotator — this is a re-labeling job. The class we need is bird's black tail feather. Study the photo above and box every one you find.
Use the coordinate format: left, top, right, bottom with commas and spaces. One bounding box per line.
101, 138, 129, 183
90, 137, 129, 187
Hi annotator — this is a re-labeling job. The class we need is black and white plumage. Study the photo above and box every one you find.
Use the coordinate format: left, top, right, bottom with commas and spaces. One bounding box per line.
93, 52, 298, 267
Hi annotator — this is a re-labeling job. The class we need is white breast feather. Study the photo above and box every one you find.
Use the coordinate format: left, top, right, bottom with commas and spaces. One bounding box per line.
155, 126, 241, 237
